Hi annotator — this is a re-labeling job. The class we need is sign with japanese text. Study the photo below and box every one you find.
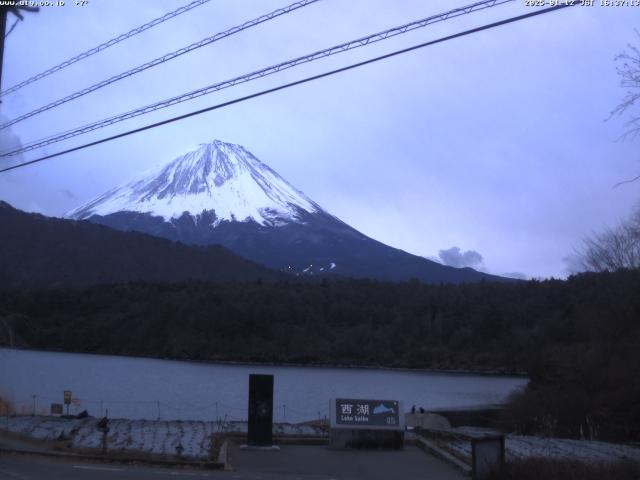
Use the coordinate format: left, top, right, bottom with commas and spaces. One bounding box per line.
334, 398, 400, 427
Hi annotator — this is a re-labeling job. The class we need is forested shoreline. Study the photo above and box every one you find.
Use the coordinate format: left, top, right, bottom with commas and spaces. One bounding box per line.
1, 269, 639, 440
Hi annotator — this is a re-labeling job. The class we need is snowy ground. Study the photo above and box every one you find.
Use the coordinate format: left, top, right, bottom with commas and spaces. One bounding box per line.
0, 415, 325, 460
4, 415, 637, 464
431, 426, 640, 464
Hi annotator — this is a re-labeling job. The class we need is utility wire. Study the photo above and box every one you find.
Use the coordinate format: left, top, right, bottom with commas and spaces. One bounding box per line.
0, 3, 578, 175
1, 0, 514, 156
0, 0, 213, 98
0, 0, 319, 130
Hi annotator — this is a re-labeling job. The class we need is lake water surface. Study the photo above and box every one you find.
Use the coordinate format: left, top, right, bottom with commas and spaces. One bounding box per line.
0, 348, 527, 422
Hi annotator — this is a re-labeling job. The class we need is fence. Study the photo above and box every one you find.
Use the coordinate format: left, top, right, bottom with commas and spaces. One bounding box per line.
3, 393, 326, 424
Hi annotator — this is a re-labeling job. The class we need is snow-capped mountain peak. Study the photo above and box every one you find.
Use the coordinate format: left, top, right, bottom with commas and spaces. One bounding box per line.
64, 140, 507, 284
67, 140, 322, 226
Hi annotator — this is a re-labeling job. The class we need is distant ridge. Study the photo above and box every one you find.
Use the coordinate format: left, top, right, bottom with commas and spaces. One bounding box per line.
0, 201, 281, 290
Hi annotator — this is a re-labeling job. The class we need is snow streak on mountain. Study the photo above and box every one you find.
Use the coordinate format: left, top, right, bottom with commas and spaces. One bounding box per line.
68, 140, 322, 226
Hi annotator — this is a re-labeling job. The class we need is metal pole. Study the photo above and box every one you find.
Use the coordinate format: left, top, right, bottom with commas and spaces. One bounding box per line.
0, 8, 7, 95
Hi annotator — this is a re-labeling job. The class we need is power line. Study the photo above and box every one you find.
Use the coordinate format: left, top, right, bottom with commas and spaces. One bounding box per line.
0, 0, 319, 130
0, 3, 578, 175
1, 0, 515, 156
0, 0, 213, 98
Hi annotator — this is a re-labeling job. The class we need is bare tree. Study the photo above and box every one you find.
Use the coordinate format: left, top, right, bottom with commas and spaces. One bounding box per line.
611, 32, 640, 141
607, 33, 640, 189
580, 207, 640, 272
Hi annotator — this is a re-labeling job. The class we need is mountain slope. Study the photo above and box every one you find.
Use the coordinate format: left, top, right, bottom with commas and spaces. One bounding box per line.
68, 140, 508, 284
0, 201, 281, 290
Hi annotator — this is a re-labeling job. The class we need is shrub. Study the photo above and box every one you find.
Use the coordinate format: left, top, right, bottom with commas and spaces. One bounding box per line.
0, 394, 15, 415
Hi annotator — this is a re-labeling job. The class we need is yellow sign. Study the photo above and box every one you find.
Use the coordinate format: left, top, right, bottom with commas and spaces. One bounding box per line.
63, 390, 72, 405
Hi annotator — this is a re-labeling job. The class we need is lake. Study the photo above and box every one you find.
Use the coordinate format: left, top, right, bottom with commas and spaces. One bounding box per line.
0, 348, 527, 423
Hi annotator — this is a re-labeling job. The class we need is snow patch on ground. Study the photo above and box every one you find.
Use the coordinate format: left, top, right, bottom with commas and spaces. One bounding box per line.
0, 416, 325, 459
10, 415, 636, 465
439, 427, 640, 464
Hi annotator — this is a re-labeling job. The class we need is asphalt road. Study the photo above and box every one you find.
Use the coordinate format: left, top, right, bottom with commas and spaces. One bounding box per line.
0, 445, 465, 480
229, 444, 465, 480
0, 455, 221, 480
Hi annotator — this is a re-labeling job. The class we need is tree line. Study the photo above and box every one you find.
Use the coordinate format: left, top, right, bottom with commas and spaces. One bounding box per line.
1, 269, 639, 440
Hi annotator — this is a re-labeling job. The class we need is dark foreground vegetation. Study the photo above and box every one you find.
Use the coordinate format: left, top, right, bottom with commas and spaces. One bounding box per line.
1, 270, 639, 441
489, 458, 640, 480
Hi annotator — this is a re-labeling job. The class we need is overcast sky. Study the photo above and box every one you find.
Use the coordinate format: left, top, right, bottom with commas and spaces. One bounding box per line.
1, 0, 639, 279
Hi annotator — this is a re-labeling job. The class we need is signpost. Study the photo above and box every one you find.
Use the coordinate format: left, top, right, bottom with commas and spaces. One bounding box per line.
63, 390, 71, 416
330, 398, 404, 449
335, 398, 400, 427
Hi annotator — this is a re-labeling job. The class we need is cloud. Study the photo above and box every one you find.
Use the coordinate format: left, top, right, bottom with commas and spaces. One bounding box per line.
62, 189, 77, 200
502, 272, 528, 280
438, 246, 484, 269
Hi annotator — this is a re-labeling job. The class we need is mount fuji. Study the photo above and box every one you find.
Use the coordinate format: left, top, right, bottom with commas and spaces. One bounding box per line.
68, 140, 505, 284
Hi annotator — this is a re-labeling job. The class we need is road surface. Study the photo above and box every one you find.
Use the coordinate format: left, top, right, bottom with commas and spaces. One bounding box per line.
0, 444, 465, 479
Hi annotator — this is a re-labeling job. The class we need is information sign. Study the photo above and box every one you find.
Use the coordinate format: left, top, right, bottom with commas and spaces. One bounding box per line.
334, 398, 400, 428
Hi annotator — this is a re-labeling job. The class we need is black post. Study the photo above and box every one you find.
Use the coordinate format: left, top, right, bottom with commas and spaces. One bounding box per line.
97, 417, 110, 455
247, 374, 274, 446
0, 8, 7, 93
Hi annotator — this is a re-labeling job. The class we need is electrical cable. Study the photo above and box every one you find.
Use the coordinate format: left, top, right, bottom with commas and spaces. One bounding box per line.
0, 3, 577, 174
0, 0, 213, 98
0, 0, 514, 155
0, 0, 319, 130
